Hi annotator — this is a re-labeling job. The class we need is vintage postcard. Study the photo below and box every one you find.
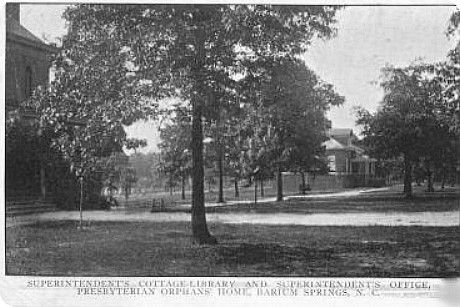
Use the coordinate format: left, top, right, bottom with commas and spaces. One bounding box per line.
1, 0, 459, 306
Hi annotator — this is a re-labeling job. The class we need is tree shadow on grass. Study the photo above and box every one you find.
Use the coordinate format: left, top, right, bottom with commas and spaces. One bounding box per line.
214, 243, 335, 275
212, 239, 459, 277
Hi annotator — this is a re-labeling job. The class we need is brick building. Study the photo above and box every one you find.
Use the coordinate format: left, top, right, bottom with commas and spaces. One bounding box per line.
5, 3, 57, 110
5, 3, 58, 207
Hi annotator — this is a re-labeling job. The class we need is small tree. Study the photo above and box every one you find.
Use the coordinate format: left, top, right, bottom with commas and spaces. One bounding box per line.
159, 110, 193, 200
23, 14, 154, 226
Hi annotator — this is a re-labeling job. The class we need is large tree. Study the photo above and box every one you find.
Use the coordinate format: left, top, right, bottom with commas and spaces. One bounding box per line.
34, 4, 341, 244
246, 59, 343, 200
356, 64, 456, 197
434, 10, 460, 184
357, 10, 460, 196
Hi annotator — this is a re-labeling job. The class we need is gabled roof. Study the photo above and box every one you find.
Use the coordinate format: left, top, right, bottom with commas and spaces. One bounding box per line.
324, 137, 346, 150
6, 17, 58, 52
324, 128, 366, 154
329, 128, 354, 146
6, 17, 44, 43
349, 144, 365, 154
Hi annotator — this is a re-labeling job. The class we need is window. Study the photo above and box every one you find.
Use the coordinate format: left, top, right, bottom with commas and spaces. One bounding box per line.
25, 66, 33, 98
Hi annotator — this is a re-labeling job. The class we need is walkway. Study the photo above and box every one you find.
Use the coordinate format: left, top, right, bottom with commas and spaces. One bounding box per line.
191, 187, 391, 208
6, 209, 458, 228
7, 187, 459, 228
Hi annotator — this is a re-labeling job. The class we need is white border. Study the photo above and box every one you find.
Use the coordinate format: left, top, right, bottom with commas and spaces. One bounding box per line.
1, 1, 459, 307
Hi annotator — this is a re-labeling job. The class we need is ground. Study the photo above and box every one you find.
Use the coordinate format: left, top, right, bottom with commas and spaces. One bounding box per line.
5, 185, 460, 277
6, 222, 458, 277
208, 190, 460, 214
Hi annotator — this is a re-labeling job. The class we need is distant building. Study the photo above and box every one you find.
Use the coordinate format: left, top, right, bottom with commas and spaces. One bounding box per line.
324, 128, 376, 176
280, 128, 384, 192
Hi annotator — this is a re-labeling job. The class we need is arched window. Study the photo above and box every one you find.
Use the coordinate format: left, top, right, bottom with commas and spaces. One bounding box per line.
24, 66, 33, 98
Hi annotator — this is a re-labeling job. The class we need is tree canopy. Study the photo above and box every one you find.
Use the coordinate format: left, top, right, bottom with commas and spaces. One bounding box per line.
356, 63, 457, 196
240, 58, 343, 199
26, 4, 342, 243
356, 10, 460, 197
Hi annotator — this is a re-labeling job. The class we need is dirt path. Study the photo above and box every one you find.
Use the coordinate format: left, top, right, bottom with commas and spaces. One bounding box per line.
195, 187, 391, 208
116, 187, 392, 208
7, 209, 458, 228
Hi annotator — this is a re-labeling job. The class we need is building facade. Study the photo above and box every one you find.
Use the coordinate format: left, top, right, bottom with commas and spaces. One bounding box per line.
5, 3, 56, 110
322, 128, 382, 188
324, 128, 376, 176
5, 3, 57, 201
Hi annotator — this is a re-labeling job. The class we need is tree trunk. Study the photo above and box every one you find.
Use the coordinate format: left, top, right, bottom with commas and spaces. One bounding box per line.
218, 144, 224, 203
169, 173, 173, 196
40, 159, 46, 200
125, 186, 130, 203
260, 179, 264, 197
234, 178, 239, 198
254, 179, 258, 204
190, 26, 216, 245
191, 100, 216, 244
79, 177, 84, 230
39, 129, 46, 200
426, 161, 434, 192
276, 167, 283, 201
181, 175, 186, 200
441, 164, 446, 190
300, 171, 306, 194
403, 155, 413, 198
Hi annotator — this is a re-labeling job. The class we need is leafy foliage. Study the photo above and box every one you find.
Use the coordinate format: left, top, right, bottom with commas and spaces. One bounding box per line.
243, 59, 344, 175
356, 63, 458, 196
158, 110, 193, 187
25, 4, 342, 243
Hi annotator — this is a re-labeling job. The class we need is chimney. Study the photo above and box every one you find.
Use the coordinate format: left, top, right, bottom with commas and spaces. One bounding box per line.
6, 3, 20, 23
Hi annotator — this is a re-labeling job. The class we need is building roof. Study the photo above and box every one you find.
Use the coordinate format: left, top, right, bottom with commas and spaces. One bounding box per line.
6, 17, 58, 52
324, 128, 366, 154
330, 128, 355, 146
349, 144, 365, 154
324, 137, 347, 150
329, 128, 353, 137
6, 17, 44, 44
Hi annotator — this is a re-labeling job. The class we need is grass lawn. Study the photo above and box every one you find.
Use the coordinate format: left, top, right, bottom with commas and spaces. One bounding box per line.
116, 179, 349, 207
6, 221, 458, 277
121, 184, 460, 214
209, 193, 460, 214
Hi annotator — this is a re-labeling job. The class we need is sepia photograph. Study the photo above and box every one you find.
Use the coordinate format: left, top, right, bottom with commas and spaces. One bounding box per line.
2, 0, 459, 291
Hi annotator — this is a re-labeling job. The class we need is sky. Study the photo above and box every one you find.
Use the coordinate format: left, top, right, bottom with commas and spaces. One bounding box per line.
20, 4, 458, 153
